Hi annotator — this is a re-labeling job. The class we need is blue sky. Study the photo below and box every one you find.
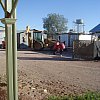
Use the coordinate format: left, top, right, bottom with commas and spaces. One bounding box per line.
0, 0, 100, 32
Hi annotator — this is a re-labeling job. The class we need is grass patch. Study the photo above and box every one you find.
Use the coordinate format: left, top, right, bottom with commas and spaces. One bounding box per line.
48, 91, 100, 100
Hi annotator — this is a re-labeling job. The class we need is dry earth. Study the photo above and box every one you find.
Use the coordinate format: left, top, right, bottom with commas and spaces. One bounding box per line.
0, 49, 100, 100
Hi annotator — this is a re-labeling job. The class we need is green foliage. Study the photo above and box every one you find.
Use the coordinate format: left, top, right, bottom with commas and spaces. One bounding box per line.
43, 13, 68, 35
48, 96, 68, 100
47, 92, 100, 100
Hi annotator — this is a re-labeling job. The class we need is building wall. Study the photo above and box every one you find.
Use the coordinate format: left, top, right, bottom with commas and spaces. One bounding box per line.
92, 33, 100, 41
58, 33, 79, 47
0, 27, 5, 48
58, 34, 68, 47
17, 31, 33, 49
79, 34, 92, 41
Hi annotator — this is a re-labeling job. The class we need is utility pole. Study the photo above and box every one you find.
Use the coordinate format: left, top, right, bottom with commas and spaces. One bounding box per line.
0, 0, 18, 100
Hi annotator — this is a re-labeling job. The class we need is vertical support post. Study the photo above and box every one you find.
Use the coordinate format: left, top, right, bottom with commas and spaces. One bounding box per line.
1, 0, 18, 100
1, 18, 17, 100
12, 0, 18, 100
1, 19, 18, 100
5, 1, 14, 100
5, 23, 14, 100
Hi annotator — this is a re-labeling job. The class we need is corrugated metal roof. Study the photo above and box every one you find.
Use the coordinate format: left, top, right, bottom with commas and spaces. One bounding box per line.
89, 24, 100, 33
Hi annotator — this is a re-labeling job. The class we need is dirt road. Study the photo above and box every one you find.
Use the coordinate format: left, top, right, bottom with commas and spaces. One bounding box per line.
0, 49, 100, 100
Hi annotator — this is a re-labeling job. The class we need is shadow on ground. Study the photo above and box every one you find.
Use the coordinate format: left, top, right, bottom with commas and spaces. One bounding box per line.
17, 56, 100, 61
18, 49, 100, 61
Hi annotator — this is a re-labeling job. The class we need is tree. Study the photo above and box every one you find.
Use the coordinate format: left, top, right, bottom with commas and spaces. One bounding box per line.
43, 13, 68, 36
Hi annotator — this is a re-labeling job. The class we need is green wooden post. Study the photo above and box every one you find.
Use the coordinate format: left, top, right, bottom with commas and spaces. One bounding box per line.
1, 18, 16, 100
0, 0, 18, 100
12, 0, 18, 100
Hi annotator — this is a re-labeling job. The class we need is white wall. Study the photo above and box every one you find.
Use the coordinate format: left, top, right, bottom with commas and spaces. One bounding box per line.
79, 34, 92, 40
0, 30, 5, 44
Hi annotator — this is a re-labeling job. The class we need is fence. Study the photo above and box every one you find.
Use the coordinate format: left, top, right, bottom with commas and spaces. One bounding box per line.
73, 40, 100, 59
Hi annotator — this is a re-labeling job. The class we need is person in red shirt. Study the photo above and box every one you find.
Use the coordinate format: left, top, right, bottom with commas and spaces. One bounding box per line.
53, 41, 65, 56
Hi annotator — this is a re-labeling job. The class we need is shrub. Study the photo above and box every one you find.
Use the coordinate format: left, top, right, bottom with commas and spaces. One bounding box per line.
47, 92, 100, 100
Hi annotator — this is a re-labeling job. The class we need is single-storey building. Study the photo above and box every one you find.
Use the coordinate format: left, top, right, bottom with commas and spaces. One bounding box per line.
89, 24, 100, 41
0, 26, 5, 48
58, 32, 81, 47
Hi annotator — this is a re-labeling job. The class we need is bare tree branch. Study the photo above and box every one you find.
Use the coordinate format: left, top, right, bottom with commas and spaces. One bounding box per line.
10, 0, 18, 16
0, 0, 6, 13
